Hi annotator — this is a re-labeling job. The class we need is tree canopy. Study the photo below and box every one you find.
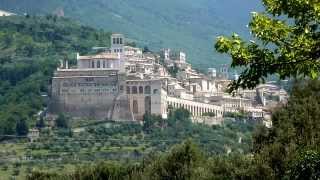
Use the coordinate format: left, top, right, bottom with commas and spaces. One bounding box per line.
214, 0, 320, 178
0, 15, 111, 138
215, 0, 320, 92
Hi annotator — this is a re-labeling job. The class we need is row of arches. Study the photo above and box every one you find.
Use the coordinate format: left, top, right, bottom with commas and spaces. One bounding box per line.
167, 100, 223, 117
90, 60, 116, 69
126, 85, 158, 95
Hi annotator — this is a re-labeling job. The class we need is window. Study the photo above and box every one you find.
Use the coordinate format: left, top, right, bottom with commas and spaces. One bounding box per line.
113, 38, 116, 44
116, 38, 120, 44
120, 86, 124, 91
103, 61, 106, 68
153, 89, 159, 94
139, 86, 143, 94
97, 60, 100, 68
132, 86, 138, 94
126, 87, 131, 94
133, 100, 139, 114
120, 38, 123, 44
92, 61, 95, 68
145, 86, 151, 94
145, 96, 151, 114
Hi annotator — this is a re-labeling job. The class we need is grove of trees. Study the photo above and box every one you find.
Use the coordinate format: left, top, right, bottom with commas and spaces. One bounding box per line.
0, 15, 111, 138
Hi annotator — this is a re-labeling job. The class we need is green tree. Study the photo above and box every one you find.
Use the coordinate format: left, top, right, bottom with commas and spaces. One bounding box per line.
36, 117, 45, 129
288, 150, 320, 180
215, 0, 320, 92
252, 80, 320, 178
149, 140, 204, 180
16, 118, 29, 136
55, 113, 69, 129
143, 113, 163, 133
215, 1, 320, 178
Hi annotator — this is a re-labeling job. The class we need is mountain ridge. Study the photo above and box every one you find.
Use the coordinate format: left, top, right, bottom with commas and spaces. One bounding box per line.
0, 0, 262, 69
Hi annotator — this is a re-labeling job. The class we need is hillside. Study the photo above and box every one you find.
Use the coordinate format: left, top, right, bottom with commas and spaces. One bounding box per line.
0, 0, 262, 69
0, 15, 110, 137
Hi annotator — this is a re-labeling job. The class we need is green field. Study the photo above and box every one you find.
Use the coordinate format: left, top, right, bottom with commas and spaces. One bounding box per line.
0, 113, 254, 179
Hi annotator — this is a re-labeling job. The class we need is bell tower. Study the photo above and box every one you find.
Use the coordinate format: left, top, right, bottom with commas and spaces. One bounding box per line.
111, 34, 124, 54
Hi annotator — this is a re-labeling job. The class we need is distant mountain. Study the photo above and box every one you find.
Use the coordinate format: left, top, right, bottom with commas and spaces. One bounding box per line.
0, 0, 263, 69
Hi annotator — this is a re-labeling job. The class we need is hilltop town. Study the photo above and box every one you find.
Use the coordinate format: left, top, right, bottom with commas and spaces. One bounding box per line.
1, 0, 319, 178
49, 34, 288, 126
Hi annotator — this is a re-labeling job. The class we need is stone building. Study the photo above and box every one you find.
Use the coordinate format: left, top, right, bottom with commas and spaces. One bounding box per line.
50, 34, 133, 121
126, 79, 167, 120
50, 69, 131, 120
50, 33, 288, 125
110, 33, 125, 53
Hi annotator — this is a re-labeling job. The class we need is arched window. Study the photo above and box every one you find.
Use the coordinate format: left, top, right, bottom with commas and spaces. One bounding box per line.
145, 96, 151, 114
145, 86, 151, 94
133, 100, 139, 113
139, 86, 144, 94
132, 86, 138, 94
153, 89, 159, 94
92, 61, 95, 68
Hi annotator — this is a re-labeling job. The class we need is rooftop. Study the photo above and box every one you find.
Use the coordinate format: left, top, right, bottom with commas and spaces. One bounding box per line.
78, 52, 120, 60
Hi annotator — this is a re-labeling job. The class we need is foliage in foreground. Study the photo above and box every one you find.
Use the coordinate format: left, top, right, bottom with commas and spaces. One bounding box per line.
27, 140, 271, 180
215, 0, 320, 92
252, 80, 320, 179
27, 80, 320, 180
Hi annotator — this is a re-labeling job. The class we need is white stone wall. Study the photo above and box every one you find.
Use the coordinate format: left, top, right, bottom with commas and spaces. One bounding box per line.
166, 96, 224, 118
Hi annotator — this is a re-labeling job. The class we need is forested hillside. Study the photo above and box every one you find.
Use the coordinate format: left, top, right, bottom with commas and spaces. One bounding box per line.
0, 0, 262, 69
0, 15, 111, 137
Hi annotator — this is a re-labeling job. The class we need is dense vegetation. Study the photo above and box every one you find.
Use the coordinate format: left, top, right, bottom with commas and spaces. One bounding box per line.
27, 140, 262, 180
215, 0, 320, 92
27, 80, 320, 180
0, 0, 262, 69
0, 15, 111, 138
0, 108, 253, 179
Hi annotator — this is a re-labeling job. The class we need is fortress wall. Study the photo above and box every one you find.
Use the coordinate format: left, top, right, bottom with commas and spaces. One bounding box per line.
50, 70, 120, 119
